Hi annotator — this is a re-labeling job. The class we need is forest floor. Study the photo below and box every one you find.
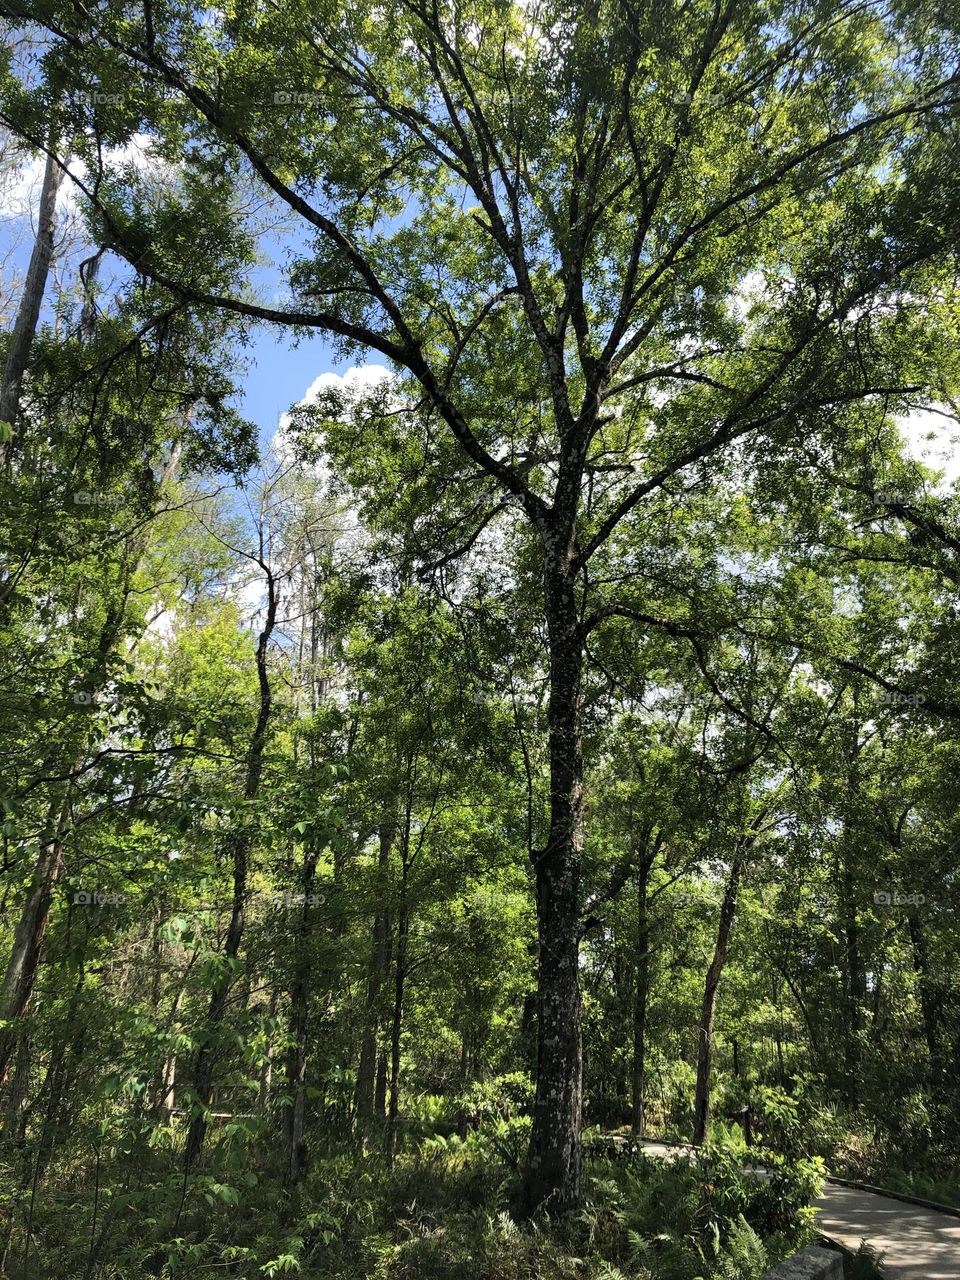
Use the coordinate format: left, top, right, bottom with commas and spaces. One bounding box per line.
638, 1141, 960, 1279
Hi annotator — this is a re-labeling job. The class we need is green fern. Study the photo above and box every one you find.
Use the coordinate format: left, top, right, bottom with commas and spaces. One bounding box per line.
712, 1214, 769, 1280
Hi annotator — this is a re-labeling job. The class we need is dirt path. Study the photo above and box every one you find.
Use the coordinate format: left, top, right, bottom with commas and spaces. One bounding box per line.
636, 1141, 960, 1278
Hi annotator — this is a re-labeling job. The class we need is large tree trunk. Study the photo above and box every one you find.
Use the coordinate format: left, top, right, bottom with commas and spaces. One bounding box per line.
0, 144, 64, 462
692, 850, 744, 1146
0, 806, 66, 1089
523, 556, 584, 1215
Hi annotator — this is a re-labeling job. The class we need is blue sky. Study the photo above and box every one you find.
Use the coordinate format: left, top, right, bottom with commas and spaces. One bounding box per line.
0, 143, 346, 453
3, 141, 959, 487
238, 324, 340, 449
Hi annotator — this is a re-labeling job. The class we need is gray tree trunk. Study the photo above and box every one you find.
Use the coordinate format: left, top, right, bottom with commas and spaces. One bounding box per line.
354, 820, 394, 1141
523, 550, 584, 1215
693, 850, 744, 1145
0, 146, 64, 458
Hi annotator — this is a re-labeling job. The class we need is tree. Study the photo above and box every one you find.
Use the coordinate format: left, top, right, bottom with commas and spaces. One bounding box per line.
4, 0, 960, 1211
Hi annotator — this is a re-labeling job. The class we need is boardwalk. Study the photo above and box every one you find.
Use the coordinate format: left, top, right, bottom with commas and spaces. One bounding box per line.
814, 1180, 960, 1279
636, 1141, 960, 1279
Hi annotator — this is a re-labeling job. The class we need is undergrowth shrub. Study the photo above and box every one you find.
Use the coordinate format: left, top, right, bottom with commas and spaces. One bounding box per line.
1, 1122, 822, 1279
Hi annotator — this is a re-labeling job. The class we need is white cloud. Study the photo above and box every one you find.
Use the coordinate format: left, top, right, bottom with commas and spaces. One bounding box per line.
0, 152, 72, 221
0, 133, 175, 223
271, 363, 394, 460
898, 407, 960, 494
232, 572, 267, 622
297, 363, 394, 407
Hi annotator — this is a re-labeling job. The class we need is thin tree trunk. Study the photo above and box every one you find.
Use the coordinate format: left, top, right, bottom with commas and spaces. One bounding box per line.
3, 1036, 32, 1148
840, 855, 862, 1109
283, 848, 319, 1187
458, 1026, 473, 1138
257, 987, 278, 1116
907, 913, 941, 1063
384, 864, 409, 1164
375, 1047, 388, 1118
631, 850, 654, 1135
0, 434, 183, 1098
185, 567, 277, 1170
0, 807, 65, 1089
693, 849, 744, 1146
30, 961, 89, 1178
354, 819, 394, 1139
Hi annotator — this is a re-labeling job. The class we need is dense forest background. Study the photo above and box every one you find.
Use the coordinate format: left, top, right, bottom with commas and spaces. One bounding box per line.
1, 0, 959, 1277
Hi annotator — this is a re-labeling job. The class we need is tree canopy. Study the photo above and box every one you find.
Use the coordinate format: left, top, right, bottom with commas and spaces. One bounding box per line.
0, 1, 959, 1276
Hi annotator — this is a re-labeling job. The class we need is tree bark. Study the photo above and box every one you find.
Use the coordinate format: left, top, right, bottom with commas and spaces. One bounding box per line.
692, 849, 744, 1145
257, 987, 278, 1116
0, 144, 64, 461
354, 819, 394, 1140
0, 807, 65, 1088
840, 855, 862, 1109
374, 1046, 388, 1119
384, 864, 408, 1164
457, 1025, 474, 1138
284, 848, 319, 1187
184, 566, 277, 1170
631, 855, 653, 1135
907, 912, 941, 1064
523, 554, 584, 1215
